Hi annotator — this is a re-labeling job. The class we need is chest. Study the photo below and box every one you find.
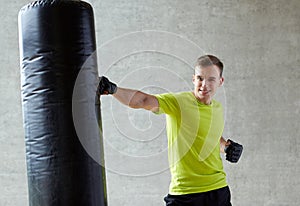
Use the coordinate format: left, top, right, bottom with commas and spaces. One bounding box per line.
178, 101, 224, 139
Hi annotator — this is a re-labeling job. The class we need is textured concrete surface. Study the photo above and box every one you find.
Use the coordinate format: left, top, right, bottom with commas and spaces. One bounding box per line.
1, 0, 299, 205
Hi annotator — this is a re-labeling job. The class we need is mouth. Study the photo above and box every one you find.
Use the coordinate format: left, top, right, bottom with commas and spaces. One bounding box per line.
199, 89, 210, 95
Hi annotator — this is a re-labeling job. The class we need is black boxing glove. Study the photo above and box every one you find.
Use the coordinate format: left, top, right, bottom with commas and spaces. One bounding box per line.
225, 139, 243, 163
98, 76, 117, 95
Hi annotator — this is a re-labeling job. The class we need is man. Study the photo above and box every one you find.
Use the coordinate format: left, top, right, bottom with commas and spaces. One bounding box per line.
98, 55, 243, 206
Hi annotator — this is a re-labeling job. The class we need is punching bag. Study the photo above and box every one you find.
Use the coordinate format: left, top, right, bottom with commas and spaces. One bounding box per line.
18, 0, 107, 205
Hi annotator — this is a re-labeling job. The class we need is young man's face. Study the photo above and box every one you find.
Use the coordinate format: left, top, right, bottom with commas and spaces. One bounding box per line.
192, 65, 224, 105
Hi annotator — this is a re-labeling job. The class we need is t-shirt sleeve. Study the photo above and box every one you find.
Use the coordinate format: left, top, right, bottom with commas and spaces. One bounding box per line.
153, 93, 180, 115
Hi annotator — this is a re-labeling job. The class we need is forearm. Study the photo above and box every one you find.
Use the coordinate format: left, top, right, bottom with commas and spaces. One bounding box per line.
113, 87, 158, 111
98, 76, 159, 111
220, 136, 228, 153
112, 87, 144, 108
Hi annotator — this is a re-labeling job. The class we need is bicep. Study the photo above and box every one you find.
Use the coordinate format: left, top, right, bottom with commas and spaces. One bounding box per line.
143, 94, 159, 112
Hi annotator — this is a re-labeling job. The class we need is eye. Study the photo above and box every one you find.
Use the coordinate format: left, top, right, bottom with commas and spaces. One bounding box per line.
197, 76, 204, 81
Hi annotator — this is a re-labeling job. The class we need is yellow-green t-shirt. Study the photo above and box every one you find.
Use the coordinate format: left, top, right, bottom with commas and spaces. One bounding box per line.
154, 92, 227, 195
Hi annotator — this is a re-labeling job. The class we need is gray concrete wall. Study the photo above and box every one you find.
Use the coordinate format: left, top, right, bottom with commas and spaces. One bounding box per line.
1, 0, 299, 205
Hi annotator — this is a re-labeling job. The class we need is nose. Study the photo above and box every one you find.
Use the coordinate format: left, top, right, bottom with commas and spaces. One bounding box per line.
201, 79, 207, 88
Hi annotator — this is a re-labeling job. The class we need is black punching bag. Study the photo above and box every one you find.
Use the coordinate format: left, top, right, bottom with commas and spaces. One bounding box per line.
18, 0, 107, 205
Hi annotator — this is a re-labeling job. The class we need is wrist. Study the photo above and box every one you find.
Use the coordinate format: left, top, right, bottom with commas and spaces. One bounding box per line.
111, 83, 117, 94
224, 139, 231, 153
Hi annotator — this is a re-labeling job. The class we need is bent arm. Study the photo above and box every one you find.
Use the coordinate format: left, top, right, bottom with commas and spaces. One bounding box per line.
220, 136, 230, 153
113, 87, 159, 112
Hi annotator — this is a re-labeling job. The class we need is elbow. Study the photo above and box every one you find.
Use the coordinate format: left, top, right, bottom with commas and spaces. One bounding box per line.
128, 101, 141, 109
128, 99, 144, 109
128, 92, 147, 109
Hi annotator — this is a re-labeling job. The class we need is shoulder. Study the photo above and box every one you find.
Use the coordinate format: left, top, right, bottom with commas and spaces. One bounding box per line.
212, 99, 224, 110
153, 91, 191, 115
155, 91, 192, 101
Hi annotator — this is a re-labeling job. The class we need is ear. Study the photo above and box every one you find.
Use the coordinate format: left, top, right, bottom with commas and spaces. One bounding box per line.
219, 77, 224, 86
192, 75, 196, 83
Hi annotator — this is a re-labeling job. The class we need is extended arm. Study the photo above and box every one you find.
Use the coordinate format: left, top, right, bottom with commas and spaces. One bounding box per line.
98, 76, 159, 112
113, 87, 159, 112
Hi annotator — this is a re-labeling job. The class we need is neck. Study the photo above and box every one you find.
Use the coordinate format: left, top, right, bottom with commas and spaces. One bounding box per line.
192, 92, 212, 105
